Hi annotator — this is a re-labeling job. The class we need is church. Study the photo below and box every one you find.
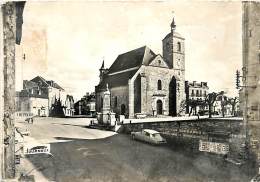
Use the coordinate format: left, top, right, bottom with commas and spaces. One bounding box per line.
95, 18, 185, 119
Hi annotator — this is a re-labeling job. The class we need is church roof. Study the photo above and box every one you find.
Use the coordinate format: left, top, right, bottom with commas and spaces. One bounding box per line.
108, 46, 156, 74
96, 46, 158, 89
96, 69, 138, 90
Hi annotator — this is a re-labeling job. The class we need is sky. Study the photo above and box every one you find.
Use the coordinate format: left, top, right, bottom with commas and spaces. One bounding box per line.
15, 1, 242, 101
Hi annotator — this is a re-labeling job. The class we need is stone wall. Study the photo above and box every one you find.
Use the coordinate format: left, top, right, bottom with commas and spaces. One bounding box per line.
110, 86, 129, 116
142, 65, 185, 116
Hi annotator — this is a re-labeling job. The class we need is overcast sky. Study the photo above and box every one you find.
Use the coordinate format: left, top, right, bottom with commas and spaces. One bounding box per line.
15, 1, 242, 101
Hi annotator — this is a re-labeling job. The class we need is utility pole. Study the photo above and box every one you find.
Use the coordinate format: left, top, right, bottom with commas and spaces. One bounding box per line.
1, 1, 25, 179
0, 3, 5, 180
2, 2, 17, 179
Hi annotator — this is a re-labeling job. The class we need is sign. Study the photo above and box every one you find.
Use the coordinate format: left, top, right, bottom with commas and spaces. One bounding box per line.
199, 140, 229, 155
15, 155, 21, 164
24, 144, 51, 156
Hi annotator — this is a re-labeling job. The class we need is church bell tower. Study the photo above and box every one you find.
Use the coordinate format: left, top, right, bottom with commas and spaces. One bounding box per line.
162, 17, 185, 80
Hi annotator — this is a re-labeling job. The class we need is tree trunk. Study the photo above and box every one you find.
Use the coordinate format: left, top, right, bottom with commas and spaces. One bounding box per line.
209, 104, 212, 118
189, 107, 192, 116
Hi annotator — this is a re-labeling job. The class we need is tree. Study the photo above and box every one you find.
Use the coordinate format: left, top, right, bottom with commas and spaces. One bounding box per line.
220, 96, 229, 117
205, 91, 224, 118
177, 100, 186, 116
227, 97, 239, 116
187, 99, 205, 116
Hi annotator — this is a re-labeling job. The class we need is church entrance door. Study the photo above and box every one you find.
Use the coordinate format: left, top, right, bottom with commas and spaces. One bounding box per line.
121, 104, 126, 115
156, 100, 163, 115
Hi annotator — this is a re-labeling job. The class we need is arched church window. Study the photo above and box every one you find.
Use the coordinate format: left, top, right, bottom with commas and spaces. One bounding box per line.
177, 42, 181, 52
158, 80, 162, 90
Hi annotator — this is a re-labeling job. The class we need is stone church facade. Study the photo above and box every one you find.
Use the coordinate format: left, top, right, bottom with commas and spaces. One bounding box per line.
95, 18, 185, 119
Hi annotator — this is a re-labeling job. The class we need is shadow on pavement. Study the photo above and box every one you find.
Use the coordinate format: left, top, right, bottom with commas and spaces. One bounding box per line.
51, 123, 88, 128
26, 134, 253, 182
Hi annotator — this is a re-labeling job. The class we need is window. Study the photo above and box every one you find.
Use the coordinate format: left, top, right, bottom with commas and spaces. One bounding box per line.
158, 60, 161, 65
177, 42, 181, 52
196, 90, 199, 97
259, 41, 260, 49
199, 90, 202, 97
204, 91, 207, 97
191, 90, 194, 96
158, 80, 162, 90
258, 53, 260, 63
114, 96, 118, 107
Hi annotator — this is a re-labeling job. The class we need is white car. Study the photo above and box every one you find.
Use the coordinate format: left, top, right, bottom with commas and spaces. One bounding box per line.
131, 129, 167, 145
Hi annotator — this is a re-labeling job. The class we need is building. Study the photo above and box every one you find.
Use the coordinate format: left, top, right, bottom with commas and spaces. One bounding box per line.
185, 81, 209, 115
95, 17, 186, 118
242, 1, 260, 173
213, 95, 232, 117
74, 92, 96, 116
16, 76, 74, 117
64, 95, 75, 117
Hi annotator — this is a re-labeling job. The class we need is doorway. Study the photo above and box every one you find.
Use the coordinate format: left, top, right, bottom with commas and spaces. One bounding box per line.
157, 100, 163, 115
121, 104, 126, 115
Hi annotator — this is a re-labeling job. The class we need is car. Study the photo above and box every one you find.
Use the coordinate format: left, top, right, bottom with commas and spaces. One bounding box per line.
131, 129, 167, 145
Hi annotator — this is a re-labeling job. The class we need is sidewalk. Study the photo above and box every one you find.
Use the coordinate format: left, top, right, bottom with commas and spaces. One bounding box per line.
15, 134, 51, 182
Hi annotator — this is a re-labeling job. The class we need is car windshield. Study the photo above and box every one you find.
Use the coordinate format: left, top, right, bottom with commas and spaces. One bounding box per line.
152, 133, 162, 139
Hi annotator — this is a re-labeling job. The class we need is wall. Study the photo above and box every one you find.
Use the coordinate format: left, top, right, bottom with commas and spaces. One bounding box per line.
242, 1, 260, 173
15, 96, 49, 116
110, 86, 129, 116
140, 65, 185, 116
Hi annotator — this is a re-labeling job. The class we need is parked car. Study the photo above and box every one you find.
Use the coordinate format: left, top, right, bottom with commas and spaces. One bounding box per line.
131, 129, 167, 145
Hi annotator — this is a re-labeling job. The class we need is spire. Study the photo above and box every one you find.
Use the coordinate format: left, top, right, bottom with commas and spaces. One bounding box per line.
171, 17, 176, 32
100, 60, 104, 70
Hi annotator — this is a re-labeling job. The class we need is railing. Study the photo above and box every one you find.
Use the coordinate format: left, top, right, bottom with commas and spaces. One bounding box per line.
15, 112, 33, 118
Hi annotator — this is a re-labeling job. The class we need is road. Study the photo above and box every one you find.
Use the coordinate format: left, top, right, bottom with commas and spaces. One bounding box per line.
16, 117, 253, 182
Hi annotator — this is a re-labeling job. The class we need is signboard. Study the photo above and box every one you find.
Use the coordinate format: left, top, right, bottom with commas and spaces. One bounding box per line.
24, 144, 51, 156
15, 155, 21, 164
199, 140, 229, 155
